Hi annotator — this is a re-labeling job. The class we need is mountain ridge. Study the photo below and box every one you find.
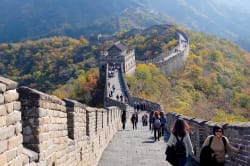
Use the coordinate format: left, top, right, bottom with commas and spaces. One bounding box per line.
1, 0, 249, 51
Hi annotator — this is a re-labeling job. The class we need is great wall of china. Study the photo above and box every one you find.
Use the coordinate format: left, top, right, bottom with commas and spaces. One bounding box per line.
0, 30, 249, 166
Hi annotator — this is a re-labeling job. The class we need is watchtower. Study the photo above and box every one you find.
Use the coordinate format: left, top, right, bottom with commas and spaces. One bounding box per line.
99, 41, 136, 80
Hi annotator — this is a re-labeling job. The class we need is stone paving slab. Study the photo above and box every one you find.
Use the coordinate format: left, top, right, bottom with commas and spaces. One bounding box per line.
98, 112, 171, 166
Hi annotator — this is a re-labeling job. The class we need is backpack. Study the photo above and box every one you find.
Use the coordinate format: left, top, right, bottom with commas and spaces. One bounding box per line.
160, 117, 167, 124
200, 136, 227, 166
154, 119, 161, 129
175, 135, 186, 158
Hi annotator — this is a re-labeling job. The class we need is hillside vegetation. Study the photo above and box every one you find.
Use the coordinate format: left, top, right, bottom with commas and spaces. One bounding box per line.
0, 25, 249, 122
0, 36, 96, 92
126, 30, 250, 122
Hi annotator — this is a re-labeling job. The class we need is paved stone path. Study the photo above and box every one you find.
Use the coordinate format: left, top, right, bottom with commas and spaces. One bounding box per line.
98, 112, 171, 166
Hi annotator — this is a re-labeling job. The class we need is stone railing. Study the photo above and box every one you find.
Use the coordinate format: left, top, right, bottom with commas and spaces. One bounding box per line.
0, 76, 121, 166
166, 112, 250, 166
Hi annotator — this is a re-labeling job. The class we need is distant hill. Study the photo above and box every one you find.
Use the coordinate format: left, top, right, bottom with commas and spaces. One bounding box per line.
1, 0, 249, 51
143, 0, 250, 51
0, 0, 171, 43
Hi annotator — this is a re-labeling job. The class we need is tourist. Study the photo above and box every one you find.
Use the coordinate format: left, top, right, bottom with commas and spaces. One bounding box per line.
201, 125, 241, 166
166, 119, 194, 166
159, 111, 167, 137
142, 113, 148, 126
149, 111, 154, 130
121, 110, 127, 130
153, 111, 161, 141
131, 112, 138, 130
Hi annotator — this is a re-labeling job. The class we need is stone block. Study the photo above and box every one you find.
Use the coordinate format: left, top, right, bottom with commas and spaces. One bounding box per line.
4, 90, 19, 103
0, 94, 4, 104
0, 126, 15, 141
38, 133, 50, 142
0, 76, 18, 90
37, 108, 47, 118
7, 155, 23, 166
8, 134, 22, 149
0, 83, 6, 93
6, 148, 17, 162
6, 111, 21, 126
17, 144, 23, 155
0, 115, 6, 127
38, 124, 48, 133
0, 153, 7, 166
22, 154, 29, 166
5, 102, 14, 114
0, 105, 6, 116
15, 122, 22, 134
0, 140, 7, 154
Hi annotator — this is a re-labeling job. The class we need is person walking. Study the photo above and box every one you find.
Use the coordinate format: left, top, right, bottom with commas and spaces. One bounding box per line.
153, 111, 161, 141
159, 111, 167, 137
201, 125, 241, 166
142, 113, 148, 126
121, 110, 127, 130
149, 111, 154, 131
166, 119, 194, 166
131, 112, 138, 130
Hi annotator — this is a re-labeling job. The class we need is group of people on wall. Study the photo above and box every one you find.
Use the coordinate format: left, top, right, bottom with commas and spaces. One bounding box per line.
121, 109, 241, 166
166, 119, 241, 166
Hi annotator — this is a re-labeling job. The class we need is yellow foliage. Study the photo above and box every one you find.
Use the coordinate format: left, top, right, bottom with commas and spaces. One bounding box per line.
212, 109, 248, 123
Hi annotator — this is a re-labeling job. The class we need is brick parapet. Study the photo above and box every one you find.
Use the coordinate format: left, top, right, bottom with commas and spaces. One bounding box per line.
0, 77, 29, 166
0, 77, 122, 166
166, 112, 250, 166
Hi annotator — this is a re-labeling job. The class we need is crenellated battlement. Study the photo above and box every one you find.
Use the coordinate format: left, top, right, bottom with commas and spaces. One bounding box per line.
0, 76, 121, 166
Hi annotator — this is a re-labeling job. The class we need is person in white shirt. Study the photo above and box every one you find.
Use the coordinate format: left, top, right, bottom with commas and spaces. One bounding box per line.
167, 119, 194, 166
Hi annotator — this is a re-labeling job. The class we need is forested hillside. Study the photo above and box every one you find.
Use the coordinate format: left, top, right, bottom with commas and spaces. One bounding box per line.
126, 30, 250, 122
0, 36, 96, 91
0, 25, 249, 122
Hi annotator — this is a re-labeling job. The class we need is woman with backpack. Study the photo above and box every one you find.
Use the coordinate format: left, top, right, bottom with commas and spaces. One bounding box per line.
166, 119, 194, 166
201, 125, 241, 166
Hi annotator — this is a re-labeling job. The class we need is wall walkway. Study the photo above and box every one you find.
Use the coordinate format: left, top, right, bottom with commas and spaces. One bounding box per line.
98, 111, 170, 166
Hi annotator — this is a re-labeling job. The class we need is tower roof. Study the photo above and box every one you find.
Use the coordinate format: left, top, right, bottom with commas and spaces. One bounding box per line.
108, 41, 127, 52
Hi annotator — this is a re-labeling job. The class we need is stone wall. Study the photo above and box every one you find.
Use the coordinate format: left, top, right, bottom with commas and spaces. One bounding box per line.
0, 76, 121, 166
166, 112, 250, 166
157, 49, 189, 75
136, 31, 189, 75
0, 77, 28, 166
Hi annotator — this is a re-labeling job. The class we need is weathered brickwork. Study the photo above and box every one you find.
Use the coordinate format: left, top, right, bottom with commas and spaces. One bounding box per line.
0, 77, 121, 166
166, 112, 250, 166
0, 77, 28, 166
